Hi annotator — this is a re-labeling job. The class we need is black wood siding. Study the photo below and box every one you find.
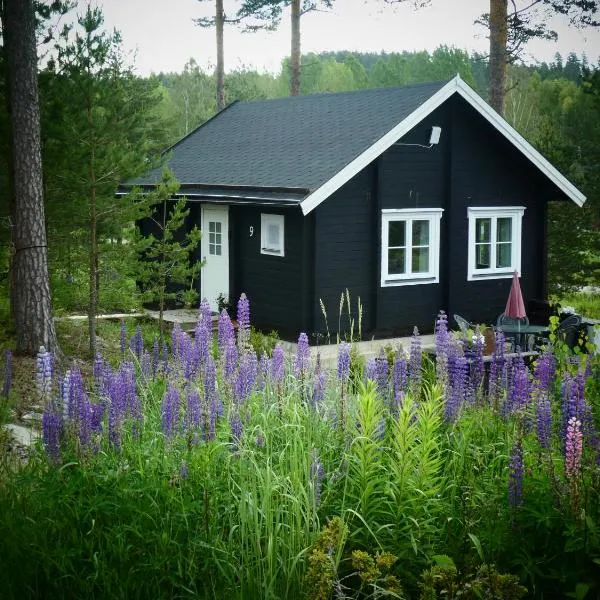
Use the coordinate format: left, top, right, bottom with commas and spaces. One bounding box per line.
375, 105, 450, 335
313, 167, 376, 341
232, 205, 305, 338
446, 95, 548, 327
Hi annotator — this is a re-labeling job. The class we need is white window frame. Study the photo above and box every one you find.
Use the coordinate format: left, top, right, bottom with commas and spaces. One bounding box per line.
260, 213, 285, 257
467, 206, 525, 281
381, 208, 443, 287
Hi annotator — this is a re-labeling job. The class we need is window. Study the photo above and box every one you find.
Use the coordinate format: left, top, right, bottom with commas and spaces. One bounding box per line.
467, 207, 525, 280
261, 214, 284, 256
381, 208, 443, 286
208, 220, 222, 256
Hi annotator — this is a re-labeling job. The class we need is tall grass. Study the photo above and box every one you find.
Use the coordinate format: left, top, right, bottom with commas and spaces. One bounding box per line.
0, 306, 599, 598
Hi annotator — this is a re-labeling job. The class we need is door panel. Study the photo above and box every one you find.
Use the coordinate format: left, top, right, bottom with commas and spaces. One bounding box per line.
201, 206, 229, 311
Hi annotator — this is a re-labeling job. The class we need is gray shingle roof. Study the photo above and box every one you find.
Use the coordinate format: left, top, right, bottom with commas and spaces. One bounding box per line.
127, 80, 448, 191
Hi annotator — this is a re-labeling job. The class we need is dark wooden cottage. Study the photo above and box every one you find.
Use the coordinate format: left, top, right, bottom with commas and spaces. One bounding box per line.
122, 75, 585, 340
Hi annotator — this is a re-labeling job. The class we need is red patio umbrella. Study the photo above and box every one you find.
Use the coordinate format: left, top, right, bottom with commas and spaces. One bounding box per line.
504, 271, 527, 319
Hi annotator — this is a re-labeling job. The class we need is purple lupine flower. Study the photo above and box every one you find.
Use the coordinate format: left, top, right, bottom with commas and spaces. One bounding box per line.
141, 351, 152, 379
152, 338, 160, 377
184, 388, 201, 434
271, 343, 285, 386
375, 350, 389, 397
364, 357, 377, 384
199, 298, 212, 328
120, 320, 127, 357
90, 403, 105, 433
488, 330, 506, 404
393, 352, 408, 398
204, 356, 222, 430
179, 333, 198, 380
161, 385, 180, 439
218, 309, 235, 355
171, 323, 183, 359
162, 342, 170, 372
534, 352, 556, 393
36, 346, 53, 400
561, 373, 596, 445
237, 293, 251, 349
42, 407, 62, 462
471, 329, 485, 394
130, 325, 144, 359
93, 353, 104, 379
77, 395, 93, 449
435, 311, 450, 354
310, 448, 325, 507
506, 355, 531, 415
337, 342, 351, 381
121, 362, 142, 437
508, 440, 524, 509
255, 434, 265, 448
195, 312, 211, 368
235, 350, 258, 404
230, 412, 243, 448
224, 337, 238, 380
107, 370, 126, 449
312, 354, 326, 407
536, 391, 552, 449
445, 353, 468, 421
257, 353, 271, 391
294, 333, 310, 378
2, 350, 12, 398
565, 417, 583, 480
180, 460, 189, 480
66, 368, 86, 424
408, 327, 422, 394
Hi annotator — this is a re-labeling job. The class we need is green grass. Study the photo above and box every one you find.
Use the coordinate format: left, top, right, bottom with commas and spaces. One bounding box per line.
558, 291, 600, 319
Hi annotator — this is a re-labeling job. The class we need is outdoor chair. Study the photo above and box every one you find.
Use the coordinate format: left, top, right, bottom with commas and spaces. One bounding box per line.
536, 314, 583, 350
497, 313, 530, 351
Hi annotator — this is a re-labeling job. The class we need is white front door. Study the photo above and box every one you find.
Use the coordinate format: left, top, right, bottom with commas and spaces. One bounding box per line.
201, 205, 229, 311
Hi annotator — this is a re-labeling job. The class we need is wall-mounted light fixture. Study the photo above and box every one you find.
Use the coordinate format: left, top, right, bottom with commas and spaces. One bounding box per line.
429, 126, 442, 145
394, 125, 443, 149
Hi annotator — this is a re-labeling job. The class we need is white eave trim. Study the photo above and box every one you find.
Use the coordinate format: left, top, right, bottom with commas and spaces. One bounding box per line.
299, 75, 586, 216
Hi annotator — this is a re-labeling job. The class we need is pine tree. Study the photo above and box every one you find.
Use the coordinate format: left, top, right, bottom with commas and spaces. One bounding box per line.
3, 0, 57, 355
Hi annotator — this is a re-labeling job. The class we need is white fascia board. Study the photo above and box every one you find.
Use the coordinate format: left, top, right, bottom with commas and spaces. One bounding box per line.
454, 78, 586, 207
300, 77, 461, 216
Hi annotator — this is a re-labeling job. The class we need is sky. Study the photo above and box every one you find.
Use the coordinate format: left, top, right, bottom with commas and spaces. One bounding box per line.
95, 0, 600, 75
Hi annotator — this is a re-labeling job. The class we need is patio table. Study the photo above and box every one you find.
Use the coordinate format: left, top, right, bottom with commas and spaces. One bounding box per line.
497, 323, 549, 351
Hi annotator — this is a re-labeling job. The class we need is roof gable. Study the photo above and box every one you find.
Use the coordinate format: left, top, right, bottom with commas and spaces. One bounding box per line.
300, 75, 585, 214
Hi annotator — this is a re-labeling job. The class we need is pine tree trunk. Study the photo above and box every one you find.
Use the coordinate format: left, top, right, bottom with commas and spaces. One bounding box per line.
216, 0, 225, 111
489, 0, 508, 115
290, 0, 301, 96
88, 100, 98, 358
4, 0, 57, 355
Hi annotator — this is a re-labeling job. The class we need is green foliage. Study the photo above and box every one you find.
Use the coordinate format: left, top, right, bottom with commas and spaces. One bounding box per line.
305, 517, 349, 600
134, 171, 202, 337
419, 560, 528, 600
249, 326, 279, 357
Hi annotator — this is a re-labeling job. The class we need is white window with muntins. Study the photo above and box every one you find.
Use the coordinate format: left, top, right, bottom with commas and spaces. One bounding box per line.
261, 213, 284, 256
208, 220, 222, 256
381, 208, 443, 286
467, 206, 525, 280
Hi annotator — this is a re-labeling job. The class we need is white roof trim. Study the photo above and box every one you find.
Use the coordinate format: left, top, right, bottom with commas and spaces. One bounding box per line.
300, 75, 585, 216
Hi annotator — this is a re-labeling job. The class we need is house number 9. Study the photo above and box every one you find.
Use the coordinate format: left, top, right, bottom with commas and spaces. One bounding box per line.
249, 226, 254, 237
